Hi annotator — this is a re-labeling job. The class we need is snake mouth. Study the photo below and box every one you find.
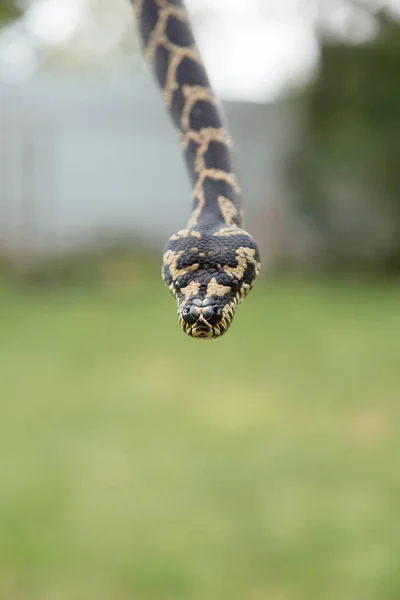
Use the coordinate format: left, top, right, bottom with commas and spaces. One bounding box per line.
179, 307, 235, 340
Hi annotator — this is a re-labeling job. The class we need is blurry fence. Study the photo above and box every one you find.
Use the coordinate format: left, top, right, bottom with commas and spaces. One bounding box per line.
0, 71, 302, 267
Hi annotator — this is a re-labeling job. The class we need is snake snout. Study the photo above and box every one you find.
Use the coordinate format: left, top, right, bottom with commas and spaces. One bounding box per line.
181, 300, 223, 326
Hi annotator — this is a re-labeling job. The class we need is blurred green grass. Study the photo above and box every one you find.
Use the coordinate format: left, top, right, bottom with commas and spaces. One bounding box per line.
0, 263, 399, 600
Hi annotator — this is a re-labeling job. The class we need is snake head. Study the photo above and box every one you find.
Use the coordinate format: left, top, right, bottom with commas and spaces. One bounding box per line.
162, 226, 260, 339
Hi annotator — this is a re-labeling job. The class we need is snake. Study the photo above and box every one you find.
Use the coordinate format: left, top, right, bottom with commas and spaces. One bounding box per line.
131, 0, 261, 339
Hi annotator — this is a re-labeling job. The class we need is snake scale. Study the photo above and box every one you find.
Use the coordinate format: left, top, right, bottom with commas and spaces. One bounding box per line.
131, 0, 261, 339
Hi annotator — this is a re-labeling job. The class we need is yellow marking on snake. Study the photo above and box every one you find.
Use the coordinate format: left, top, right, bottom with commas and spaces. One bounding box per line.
223, 246, 259, 280
214, 227, 248, 237
145, 5, 187, 63
181, 280, 200, 302
139, 1, 205, 111
217, 196, 238, 226
162, 45, 203, 108
163, 249, 199, 279
223, 303, 234, 317
180, 127, 231, 148
194, 130, 232, 176
188, 169, 242, 227
169, 228, 190, 240
206, 277, 232, 298
169, 228, 201, 240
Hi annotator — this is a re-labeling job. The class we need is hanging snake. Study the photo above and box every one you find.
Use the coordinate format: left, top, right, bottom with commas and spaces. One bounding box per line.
131, 0, 260, 339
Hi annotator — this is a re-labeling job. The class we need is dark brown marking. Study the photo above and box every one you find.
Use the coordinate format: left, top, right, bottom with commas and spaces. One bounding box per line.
155, 43, 170, 88
203, 141, 232, 173
165, 14, 195, 47
189, 99, 221, 131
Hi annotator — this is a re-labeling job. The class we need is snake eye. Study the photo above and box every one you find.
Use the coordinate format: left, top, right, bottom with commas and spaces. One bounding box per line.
230, 278, 240, 292
174, 279, 183, 291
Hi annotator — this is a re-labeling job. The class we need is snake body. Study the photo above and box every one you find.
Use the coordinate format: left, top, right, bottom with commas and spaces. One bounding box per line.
132, 0, 260, 339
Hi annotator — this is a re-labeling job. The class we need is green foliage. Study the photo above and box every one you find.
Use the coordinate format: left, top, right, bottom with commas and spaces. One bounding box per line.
293, 12, 400, 270
0, 266, 399, 599
0, 0, 22, 25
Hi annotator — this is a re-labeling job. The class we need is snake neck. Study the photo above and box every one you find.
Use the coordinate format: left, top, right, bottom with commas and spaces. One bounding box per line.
132, 0, 243, 229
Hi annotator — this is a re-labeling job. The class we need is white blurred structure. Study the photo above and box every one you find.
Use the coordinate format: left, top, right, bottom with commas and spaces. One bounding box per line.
0, 71, 303, 266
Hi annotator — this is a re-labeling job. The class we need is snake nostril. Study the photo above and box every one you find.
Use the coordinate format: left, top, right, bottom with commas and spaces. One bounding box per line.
206, 306, 223, 325
182, 304, 199, 325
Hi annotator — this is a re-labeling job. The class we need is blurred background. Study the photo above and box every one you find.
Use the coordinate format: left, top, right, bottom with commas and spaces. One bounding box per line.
0, 1, 399, 598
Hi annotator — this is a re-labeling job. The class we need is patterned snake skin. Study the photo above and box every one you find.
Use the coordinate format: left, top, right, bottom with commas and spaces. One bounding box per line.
131, 0, 261, 339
